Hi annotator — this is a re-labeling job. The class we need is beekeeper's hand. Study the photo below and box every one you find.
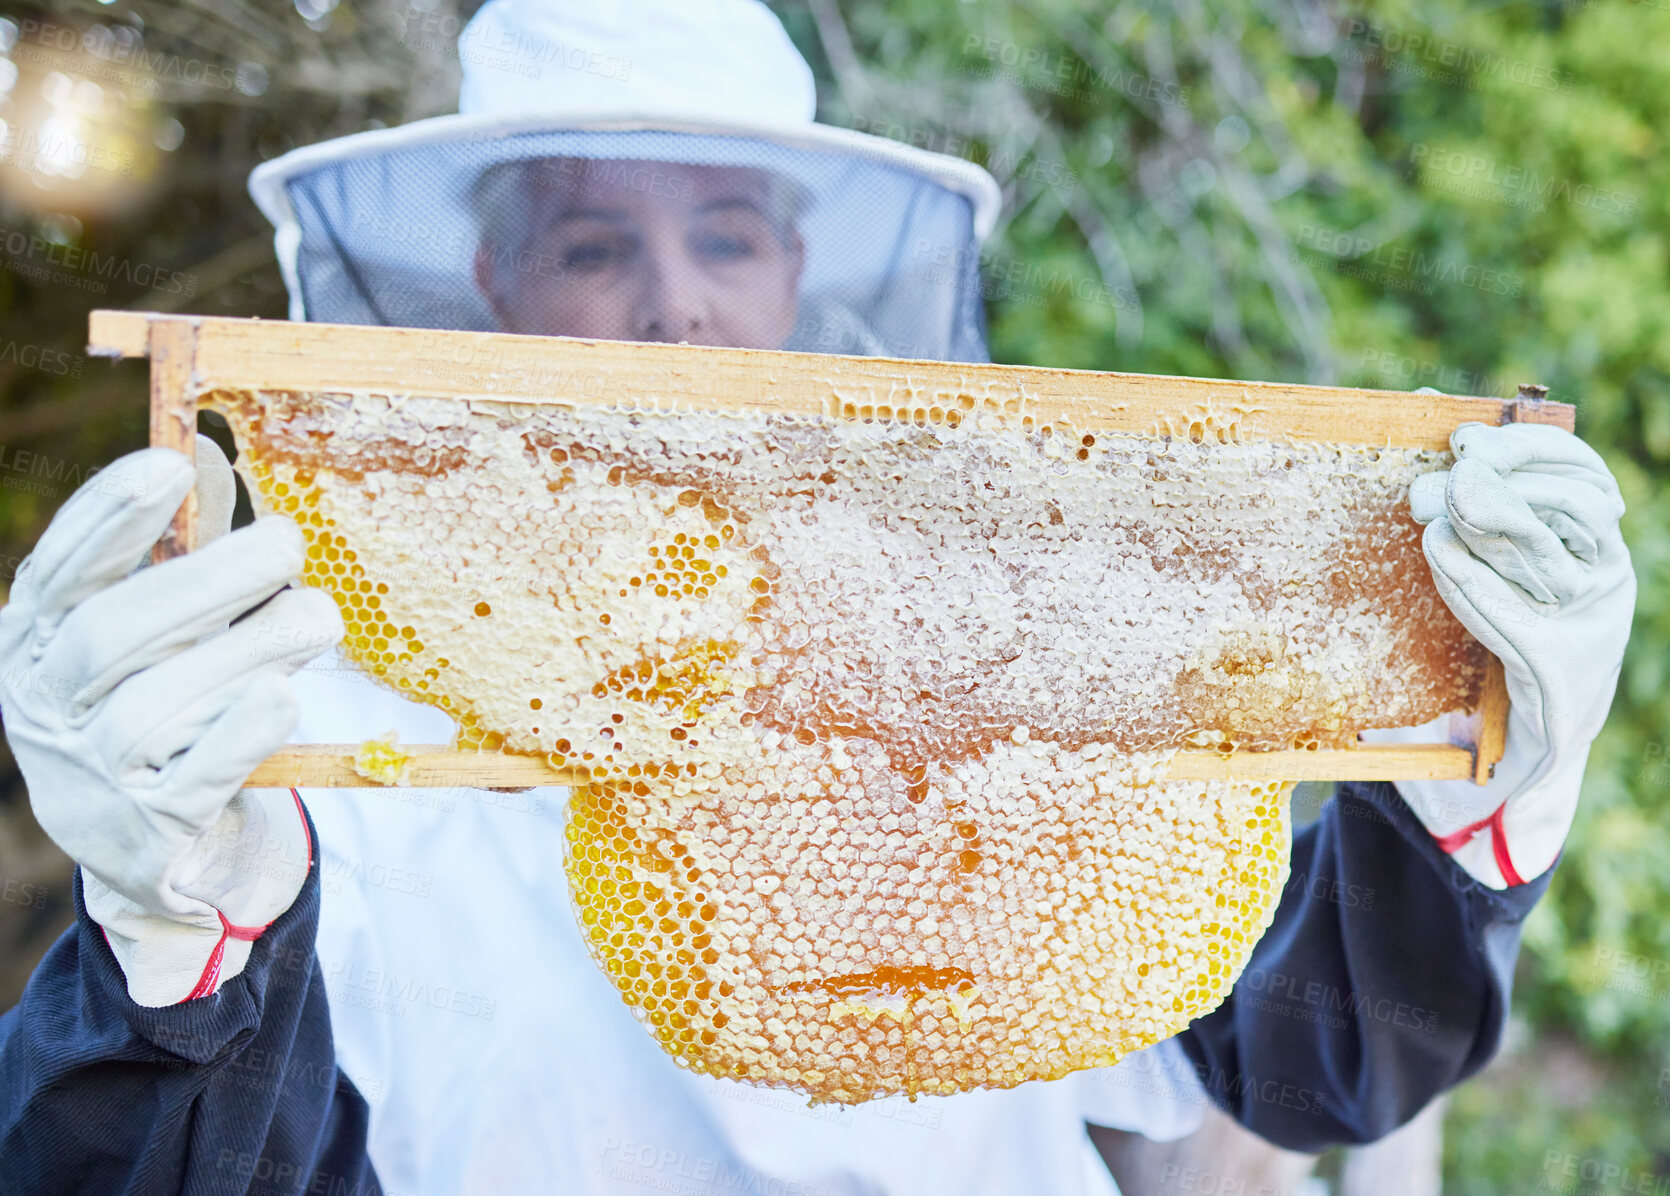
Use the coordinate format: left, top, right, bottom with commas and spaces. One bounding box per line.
1366, 422, 1634, 888
0, 438, 343, 1005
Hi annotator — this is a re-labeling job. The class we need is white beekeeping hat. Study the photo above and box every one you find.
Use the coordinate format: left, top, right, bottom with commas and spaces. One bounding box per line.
457, 0, 819, 125
248, 0, 1002, 362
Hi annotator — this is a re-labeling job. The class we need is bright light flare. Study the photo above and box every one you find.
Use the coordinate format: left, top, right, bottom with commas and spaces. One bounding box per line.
0, 20, 165, 218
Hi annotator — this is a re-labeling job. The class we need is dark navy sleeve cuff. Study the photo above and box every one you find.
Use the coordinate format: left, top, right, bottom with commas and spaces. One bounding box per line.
0, 797, 381, 1196
1176, 780, 1552, 1152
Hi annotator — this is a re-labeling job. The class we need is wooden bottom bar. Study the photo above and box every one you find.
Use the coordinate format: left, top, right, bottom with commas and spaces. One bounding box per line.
245, 742, 1476, 789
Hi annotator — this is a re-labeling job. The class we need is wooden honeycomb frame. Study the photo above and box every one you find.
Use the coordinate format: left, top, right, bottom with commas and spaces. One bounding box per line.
88, 309, 1567, 789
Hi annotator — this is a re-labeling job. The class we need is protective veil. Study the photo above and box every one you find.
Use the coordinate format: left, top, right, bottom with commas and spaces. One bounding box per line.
249, 0, 999, 363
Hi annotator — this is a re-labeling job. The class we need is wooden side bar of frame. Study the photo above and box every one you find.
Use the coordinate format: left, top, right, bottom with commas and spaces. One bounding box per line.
92, 310, 1564, 788
146, 319, 199, 563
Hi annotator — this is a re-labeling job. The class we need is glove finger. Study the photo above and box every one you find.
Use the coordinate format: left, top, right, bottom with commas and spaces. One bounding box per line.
21, 448, 194, 621
46, 517, 309, 713
1422, 518, 1542, 671
1534, 508, 1595, 564
194, 435, 236, 547
1452, 422, 1618, 496
151, 673, 301, 833
1499, 472, 1623, 564
1409, 470, 1448, 525
100, 586, 343, 774
1442, 458, 1585, 607
1440, 425, 1624, 566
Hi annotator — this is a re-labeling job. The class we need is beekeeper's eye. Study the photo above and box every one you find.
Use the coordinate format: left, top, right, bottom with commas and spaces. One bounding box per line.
562, 235, 636, 273
689, 202, 784, 266
691, 232, 755, 262
550, 221, 637, 276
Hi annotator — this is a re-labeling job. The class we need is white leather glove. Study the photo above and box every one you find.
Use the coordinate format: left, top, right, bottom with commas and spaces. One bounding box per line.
0, 437, 344, 1005
1365, 422, 1635, 888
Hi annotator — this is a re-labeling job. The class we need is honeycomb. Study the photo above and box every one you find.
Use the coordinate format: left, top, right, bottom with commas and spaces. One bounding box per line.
209, 384, 1483, 1103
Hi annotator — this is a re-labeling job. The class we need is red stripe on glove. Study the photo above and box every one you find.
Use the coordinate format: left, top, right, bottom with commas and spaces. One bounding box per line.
178, 790, 313, 1003
183, 908, 275, 1001
1433, 801, 1524, 887
1487, 801, 1525, 887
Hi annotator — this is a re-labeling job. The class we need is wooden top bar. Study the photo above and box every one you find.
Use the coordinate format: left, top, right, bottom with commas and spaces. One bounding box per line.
89, 310, 1575, 450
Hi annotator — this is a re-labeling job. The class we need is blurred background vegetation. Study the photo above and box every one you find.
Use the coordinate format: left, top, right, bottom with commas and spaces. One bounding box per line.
0, 0, 1664, 1191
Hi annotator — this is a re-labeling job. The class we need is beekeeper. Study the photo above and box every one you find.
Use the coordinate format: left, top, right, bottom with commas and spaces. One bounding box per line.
0, 1, 1635, 1193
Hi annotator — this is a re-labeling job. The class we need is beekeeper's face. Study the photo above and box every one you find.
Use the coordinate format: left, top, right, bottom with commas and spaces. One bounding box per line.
478, 160, 804, 350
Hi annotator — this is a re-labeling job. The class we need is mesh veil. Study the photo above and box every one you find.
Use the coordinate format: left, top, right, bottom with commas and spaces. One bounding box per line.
259, 124, 993, 362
